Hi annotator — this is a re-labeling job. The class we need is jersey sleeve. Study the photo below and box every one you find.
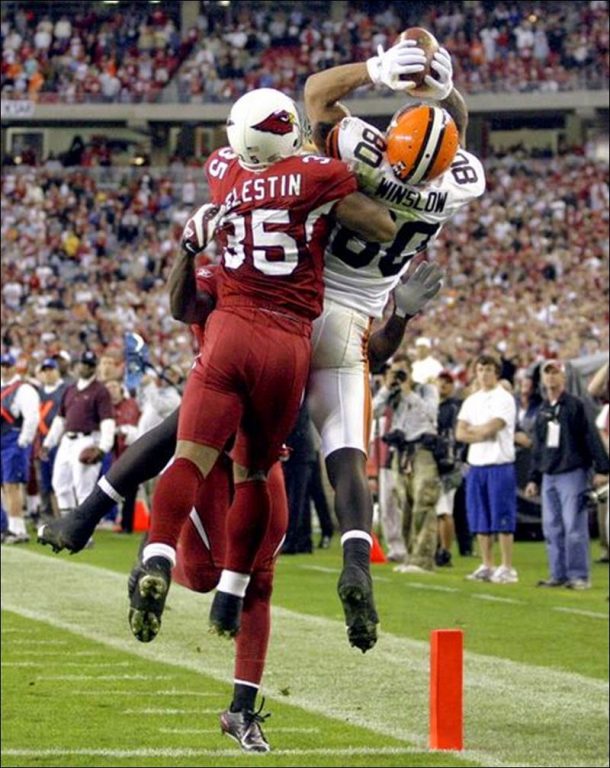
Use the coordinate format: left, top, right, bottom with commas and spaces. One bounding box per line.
204, 147, 237, 206
301, 154, 358, 213
445, 150, 486, 206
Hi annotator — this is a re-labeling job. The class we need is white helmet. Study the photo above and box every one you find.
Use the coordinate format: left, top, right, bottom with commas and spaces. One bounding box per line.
226, 88, 302, 170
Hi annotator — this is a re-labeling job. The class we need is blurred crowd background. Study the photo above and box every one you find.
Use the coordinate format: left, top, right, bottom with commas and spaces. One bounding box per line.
2, 0, 608, 103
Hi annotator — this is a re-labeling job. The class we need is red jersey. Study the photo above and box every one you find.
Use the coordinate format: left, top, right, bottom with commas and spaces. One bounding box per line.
205, 147, 357, 322
190, 264, 219, 352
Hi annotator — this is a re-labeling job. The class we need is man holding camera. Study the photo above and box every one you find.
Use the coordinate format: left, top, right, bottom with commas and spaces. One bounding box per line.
373, 355, 440, 573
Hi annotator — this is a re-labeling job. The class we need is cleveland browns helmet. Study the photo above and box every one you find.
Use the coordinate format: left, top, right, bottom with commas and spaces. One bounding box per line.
226, 88, 303, 169
386, 104, 458, 185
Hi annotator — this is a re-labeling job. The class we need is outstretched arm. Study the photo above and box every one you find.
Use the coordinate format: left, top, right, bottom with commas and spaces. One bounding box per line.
305, 42, 426, 152
368, 262, 443, 369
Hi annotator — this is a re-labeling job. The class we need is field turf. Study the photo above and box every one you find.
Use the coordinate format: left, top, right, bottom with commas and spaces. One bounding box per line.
1, 530, 608, 768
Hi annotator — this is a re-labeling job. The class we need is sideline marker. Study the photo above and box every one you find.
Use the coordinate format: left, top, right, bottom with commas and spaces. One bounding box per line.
133, 499, 150, 533
429, 628, 463, 750
370, 532, 387, 563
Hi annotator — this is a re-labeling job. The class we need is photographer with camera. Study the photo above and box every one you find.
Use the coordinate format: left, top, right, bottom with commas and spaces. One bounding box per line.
434, 370, 465, 567
373, 355, 440, 574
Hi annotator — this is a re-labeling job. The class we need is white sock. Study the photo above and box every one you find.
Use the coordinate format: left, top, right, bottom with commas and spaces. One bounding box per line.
216, 570, 250, 598
98, 475, 124, 504
340, 530, 373, 547
9, 516, 27, 536
142, 543, 176, 567
26, 495, 40, 514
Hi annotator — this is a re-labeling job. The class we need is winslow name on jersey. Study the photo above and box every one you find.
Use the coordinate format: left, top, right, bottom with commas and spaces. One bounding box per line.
325, 115, 486, 317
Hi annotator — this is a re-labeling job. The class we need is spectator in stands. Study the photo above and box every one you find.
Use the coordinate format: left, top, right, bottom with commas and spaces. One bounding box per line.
526, 359, 609, 589
457, 353, 518, 584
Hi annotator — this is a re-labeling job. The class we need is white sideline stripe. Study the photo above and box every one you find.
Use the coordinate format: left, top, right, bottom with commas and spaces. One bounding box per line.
73, 690, 221, 697
9, 650, 99, 657
471, 594, 524, 605
159, 726, 321, 734
37, 674, 173, 681
404, 581, 460, 593
123, 708, 219, 715
297, 565, 340, 574
553, 607, 609, 620
2, 548, 608, 768
1, 747, 435, 759
10, 639, 68, 645
3, 661, 131, 668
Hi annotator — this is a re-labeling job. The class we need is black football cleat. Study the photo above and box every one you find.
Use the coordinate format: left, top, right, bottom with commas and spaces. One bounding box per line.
337, 564, 379, 653
128, 556, 172, 643
37, 512, 95, 554
220, 701, 271, 752
208, 590, 243, 638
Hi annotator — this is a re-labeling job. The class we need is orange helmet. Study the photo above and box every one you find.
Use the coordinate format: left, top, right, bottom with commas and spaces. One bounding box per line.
386, 104, 458, 185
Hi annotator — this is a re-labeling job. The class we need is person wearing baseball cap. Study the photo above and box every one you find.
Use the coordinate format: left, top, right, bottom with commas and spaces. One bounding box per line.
35, 357, 69, 521
1, 351, 41, 544
41, 350, 115, 529
526, 359, 609, 590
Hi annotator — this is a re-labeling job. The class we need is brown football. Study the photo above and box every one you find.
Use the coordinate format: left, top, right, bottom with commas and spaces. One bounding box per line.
398, 27, 440, 87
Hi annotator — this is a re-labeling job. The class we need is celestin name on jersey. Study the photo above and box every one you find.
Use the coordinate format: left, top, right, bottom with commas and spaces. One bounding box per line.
375, 178, 448, 213
224, 173, 303, 209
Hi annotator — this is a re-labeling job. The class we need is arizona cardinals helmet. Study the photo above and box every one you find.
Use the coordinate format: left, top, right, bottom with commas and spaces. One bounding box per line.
226, 88, 303, 170
386, 104, 458, 185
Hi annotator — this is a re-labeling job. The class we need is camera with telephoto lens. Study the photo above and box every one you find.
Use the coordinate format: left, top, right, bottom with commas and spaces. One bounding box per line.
585, 483, 609, 504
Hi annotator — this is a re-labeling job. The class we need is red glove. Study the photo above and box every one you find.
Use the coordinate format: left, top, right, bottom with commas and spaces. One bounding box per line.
79, 446, 104, 465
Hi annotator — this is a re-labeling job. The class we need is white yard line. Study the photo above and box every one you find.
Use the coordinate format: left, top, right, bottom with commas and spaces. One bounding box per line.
159, 726, 321, 734
471, 594, 524, 605
2, 548, 608, 768
553, 607, 609, 620
404, 581, 460, 593
73, 690, 221, 697
0, 746, 446, 759
36, 674, 174, 681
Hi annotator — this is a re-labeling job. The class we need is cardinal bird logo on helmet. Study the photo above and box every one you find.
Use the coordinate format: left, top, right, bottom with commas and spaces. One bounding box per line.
252, 110, 296, 136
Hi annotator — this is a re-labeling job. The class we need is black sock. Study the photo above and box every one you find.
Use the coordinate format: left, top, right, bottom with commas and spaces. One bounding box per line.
230, 683, 258, 713
342, 537, 371, 570
74, 484, 116, 525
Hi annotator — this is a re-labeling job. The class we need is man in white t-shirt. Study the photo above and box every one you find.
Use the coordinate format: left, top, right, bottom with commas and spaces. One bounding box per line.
456, 354, 517, 583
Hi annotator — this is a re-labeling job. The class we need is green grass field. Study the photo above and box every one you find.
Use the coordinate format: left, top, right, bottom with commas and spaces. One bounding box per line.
1, 530, 608, 768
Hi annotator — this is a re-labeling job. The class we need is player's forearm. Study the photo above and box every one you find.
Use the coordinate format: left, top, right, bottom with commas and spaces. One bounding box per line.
368, 314, 411, 370
168, 250, 200, 323
440, 87, 468, 145
304, 63, 370, 147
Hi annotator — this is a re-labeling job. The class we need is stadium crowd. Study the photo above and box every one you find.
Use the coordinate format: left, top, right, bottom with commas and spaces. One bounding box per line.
2, 152, 608, 381
1, 0, 608, 103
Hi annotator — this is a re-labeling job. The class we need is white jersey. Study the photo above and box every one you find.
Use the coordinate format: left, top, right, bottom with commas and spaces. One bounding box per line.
323, 116, 486, 317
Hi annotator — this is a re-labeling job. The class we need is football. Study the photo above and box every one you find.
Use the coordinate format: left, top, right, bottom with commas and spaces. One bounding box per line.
398, 27, 440, 88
